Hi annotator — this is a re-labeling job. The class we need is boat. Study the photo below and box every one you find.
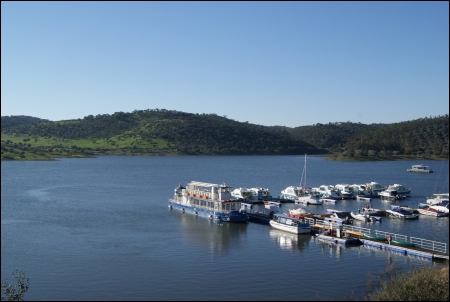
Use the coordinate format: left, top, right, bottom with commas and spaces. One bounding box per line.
231, 187, 253, 200
280, 186, 306, 200
385, 206, 419, 219
407, 164, 433, 173
391, 239, 416, 247
390, 205, 419, 214
297, 194, 323, 205
379, 189, 406, 200
249, 187, 272, 201
349, 184, 374, 198
350, 211, 382, 222
362, 233, 388, 241
317, 185, 342, 200
360, 205, 386, 216
246, 210, 276, 224
426, 193, 449, 206
334, 184, 354, 199
289, 207, 309, 215
269, 213, 311, 234
385, 184, 411, 197
294, 155, 323, 205
417, 205, 449, 217
323, 212, 353, 225
168, 181, 248, 222
365, 182, 386, 196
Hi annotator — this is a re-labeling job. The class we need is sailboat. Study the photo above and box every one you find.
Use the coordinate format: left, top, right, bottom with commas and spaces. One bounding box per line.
296, 154, 323, 205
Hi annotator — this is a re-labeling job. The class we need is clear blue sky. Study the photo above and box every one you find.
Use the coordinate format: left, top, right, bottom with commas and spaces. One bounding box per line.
1, 2, 448, 127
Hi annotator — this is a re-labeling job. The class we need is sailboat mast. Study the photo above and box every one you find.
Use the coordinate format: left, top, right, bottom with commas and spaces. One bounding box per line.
299, 153, 306, 188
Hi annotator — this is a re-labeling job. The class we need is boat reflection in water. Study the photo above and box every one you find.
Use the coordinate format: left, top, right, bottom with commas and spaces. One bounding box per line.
269, 229, 311, 251
176, 209, 248, 254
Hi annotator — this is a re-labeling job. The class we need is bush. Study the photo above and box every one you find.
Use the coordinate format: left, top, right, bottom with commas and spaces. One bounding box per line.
1, 270, 29, 301
368, 265, 449, 301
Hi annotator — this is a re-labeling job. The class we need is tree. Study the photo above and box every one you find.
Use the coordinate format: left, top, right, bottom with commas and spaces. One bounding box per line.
1, 270, 29, 301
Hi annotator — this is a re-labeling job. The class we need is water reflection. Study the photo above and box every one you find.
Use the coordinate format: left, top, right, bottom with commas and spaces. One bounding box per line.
269, 229, 311, 251
176, 210, 248, 253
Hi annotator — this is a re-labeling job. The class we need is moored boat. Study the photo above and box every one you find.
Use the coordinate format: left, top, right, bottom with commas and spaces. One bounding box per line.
362, 233, 388, 241
385, 206, 419, 219
386, 184, 411, 197
249, 187, 272, 201
379, 189, 406, 200
168, 181, 247, 222
417, 205, 449, 217
334, 184, 354, 199
426, 193, 449, 206
365, 182, 386, 196
246, 210, 276, 224
269, 213, 311, 234
350, 211, 382, 222
231, 187, 253, 200
360, 205, 386, 216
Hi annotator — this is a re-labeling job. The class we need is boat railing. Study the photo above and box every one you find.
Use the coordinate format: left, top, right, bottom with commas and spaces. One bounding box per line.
342, 225, 371, 235
409, 237, 447, 254
375, 230, 407, 241
304, 217, 315, 225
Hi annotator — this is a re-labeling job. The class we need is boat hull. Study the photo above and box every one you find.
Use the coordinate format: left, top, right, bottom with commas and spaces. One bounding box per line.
168, 200, 248, 222
269, 221, 311, 234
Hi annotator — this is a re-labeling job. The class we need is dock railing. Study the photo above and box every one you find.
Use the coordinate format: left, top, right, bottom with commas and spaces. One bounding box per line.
410, 237, 448, 254
375, 230, 407, 241
342, 224, 371, 235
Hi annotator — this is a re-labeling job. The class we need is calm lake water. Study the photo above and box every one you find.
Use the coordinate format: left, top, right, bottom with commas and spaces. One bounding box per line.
1, 156, 449, 301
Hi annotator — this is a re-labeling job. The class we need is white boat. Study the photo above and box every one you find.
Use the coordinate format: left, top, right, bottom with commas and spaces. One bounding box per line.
323, 212, 353, 225
417, 205, 449, 217
289, 207, 309, 215
407, 164, 433, 173
350, 211, 382, 222
280, 186, 305, 200
426, 193, 449, 206
168, 181, 248, 222
249, 187, 272, 201
379, 189, 406, 200
365, 182, 386, 196
231, 187, 252, 200
318, 185, 341, 199
385, 184, 411, 197
297, 195, 323, 205
269, 213, 311, 234
334, 184, 353, 199
350, 184, 374, 198
385, 206, 419, 219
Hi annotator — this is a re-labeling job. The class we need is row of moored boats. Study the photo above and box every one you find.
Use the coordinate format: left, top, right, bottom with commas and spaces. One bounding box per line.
168, 181, 449, 235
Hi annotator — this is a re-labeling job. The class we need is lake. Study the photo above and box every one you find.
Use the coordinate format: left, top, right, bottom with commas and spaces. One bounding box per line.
1, 155, 449, 300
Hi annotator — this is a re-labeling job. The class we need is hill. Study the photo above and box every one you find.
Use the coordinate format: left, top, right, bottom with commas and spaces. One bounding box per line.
1, 110, 448, 161
0, 109, 326, 160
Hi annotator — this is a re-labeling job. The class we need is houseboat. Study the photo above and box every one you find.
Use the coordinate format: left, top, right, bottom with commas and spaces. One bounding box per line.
169, 182, 248, 222
407, 164, 433, 173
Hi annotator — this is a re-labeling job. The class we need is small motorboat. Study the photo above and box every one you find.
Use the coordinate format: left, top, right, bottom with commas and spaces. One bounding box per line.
350, 211, 382, 222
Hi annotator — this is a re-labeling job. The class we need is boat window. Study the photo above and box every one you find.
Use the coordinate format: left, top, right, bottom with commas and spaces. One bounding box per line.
280, 217, 286, 224
286, 219, 293, 226
230, 203, 236, 210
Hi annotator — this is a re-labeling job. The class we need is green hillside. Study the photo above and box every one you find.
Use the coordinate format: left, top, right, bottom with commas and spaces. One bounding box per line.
1, 109, 326, 160
1, 110, 448, 161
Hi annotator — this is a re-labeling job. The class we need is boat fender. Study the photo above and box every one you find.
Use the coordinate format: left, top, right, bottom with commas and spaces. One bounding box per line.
386, 235, 392, 241
182, 208, 185, 213
195, 211, 198, 215
169, 205, 173, 210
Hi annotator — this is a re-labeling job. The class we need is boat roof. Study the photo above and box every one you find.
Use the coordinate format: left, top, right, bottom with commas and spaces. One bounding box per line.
188, 181, 222, 188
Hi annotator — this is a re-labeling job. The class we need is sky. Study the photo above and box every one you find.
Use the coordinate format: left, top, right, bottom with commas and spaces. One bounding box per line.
1, 2, 449, 128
